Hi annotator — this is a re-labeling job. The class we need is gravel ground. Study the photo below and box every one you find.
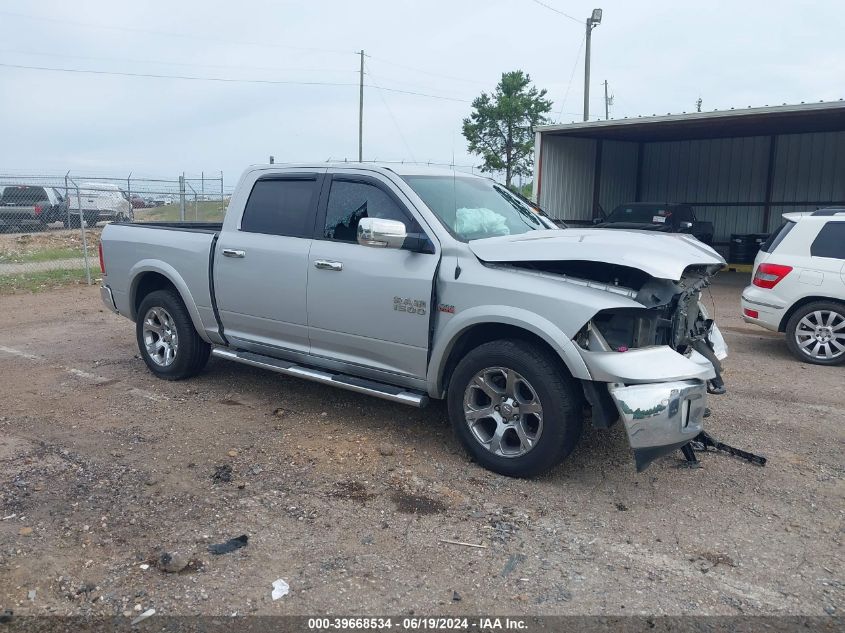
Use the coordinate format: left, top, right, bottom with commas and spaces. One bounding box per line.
0, 273, 842, 619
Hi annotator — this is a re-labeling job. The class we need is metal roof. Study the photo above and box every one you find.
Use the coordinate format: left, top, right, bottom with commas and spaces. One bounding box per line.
535, 101, 845, 141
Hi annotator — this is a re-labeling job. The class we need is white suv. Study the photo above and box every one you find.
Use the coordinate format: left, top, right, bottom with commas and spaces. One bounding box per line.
741, 210, 845, 365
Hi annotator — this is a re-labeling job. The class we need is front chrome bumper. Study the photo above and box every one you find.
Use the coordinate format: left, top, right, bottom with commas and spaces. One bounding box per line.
100, 284, 118, 313
608, 379, 707, 472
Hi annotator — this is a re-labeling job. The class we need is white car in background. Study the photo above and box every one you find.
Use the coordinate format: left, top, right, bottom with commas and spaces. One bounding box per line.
66, 182, 132, 227
741, 210, 845, 365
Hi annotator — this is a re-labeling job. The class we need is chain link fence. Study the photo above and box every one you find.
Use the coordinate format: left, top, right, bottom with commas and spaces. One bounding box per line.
0, 172, 229, 293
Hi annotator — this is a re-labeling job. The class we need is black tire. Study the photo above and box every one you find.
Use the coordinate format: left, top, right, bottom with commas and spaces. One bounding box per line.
447, 339, 583, 477
784, 301, 845, 366
136, 289, 211, 380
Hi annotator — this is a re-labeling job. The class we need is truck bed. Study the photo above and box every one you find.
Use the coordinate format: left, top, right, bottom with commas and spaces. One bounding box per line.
100, 222, 220, 327
118, 221, 223, 233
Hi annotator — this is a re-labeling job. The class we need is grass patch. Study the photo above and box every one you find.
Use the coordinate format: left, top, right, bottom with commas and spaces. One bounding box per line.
0, 268, 93, 294
135, 201, 226, 223
0, 246, 93, 264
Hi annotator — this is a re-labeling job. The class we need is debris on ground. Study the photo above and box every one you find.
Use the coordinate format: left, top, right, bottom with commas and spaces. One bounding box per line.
131, 608, 155, 625
439, 538, 487, 549
271, 579, 290, 601
27, 589, 36, 601
208, 534, 248, 555
18, 527, 33, 536
158, 552, 189, 573
0, 610, 12, 623
378, 443, 395, 456
452, 591, 461, 602
501, 553, 526, 577
211, 464, 233, 484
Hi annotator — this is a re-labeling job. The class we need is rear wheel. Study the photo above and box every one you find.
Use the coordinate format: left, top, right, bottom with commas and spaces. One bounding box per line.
447, 339, 583, 477
136, 289, 211, 380
785, 301, 845, 366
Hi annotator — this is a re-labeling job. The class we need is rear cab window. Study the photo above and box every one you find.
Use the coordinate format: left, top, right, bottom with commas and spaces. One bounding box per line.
1, 186, 48, 206
810, 222, 845, 259
240, 176, 319, 237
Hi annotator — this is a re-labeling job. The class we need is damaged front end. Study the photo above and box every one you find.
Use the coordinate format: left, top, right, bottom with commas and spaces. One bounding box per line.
468, 230, 764, 471
567, 264, 729, 470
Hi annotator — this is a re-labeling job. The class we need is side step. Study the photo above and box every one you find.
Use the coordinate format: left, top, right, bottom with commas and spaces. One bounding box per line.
211, 348, 429, 408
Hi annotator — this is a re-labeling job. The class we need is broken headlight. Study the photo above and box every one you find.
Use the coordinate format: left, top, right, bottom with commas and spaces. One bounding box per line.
576, 308, 673, 352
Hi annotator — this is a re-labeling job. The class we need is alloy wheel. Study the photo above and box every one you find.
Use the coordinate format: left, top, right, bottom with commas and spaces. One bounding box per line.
462, 367, 543, 458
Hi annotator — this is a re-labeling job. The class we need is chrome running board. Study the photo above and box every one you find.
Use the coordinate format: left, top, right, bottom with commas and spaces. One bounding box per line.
211, 347, 428, 408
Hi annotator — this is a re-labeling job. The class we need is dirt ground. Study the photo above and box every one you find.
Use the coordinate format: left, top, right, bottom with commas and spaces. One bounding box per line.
0, 273, 842, 619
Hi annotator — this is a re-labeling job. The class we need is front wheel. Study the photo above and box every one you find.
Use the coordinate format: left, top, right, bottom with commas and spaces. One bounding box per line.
785, 301, 845, 366
447, 339, 583, 477
136, 289, 211, 380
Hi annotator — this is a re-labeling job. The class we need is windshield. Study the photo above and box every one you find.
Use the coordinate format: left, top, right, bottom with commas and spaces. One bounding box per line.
401, 175, 557, 241
605, 204, 685, 225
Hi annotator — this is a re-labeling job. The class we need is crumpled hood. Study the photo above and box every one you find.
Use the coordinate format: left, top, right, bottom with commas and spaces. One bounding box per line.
468, 228, 724, 280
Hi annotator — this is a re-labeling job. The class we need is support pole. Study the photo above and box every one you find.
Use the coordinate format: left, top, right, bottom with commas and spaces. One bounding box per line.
604, 80, 609, 120
358, 49, 364, 162
583, 19, 592, 121
74, 182, 91, 285
179, 173, 186, 221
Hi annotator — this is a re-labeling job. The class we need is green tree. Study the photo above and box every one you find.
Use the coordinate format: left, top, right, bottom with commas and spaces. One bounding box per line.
462, 71, 552, 189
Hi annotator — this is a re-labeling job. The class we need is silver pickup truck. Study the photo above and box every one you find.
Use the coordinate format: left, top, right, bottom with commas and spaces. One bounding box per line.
99, 163, 729, 476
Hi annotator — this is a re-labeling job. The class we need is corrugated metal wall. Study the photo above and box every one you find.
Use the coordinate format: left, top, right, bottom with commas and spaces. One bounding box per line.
598, 140, 638, 213
538, 129, 845, 241
640, 136, 770, 240
768, 131, 845, 231
538, 136, 596, 221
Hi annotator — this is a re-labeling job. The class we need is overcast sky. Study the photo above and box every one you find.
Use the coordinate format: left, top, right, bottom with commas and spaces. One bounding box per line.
1, 0, 842, 185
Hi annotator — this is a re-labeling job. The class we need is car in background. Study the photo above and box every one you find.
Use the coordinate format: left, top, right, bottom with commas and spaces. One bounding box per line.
741, 210, 845, 365
130, 194, 147, 209
66, 182, 132, 227
593, 202, 714, 245
0, 184, 66, 230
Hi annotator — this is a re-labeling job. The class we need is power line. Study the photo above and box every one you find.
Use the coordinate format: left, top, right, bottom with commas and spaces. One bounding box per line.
364, 62, 417, 162
1, 8, 487, 96
364, 54, 489, 86
0, 61, 359, 87
557, 33, 586, 122
369, 84, 470, 103
0, 61, 472, 102
0, 9, 354, 56
0, 48, 357, 75
527, 0, 582, 24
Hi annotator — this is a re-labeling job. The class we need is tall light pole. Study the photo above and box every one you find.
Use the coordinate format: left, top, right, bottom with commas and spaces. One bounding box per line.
583, 8, 602, 122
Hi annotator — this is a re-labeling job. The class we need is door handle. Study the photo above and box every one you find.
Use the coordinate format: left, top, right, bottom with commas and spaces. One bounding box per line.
222, 249, 245, 258
314, 259, 343, 271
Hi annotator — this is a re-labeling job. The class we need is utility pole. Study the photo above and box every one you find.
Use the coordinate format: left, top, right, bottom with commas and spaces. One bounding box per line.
696, 96, 703, 113
603, 80, 614, 120
358, 49, 364, 162
604, 80, 609, 120
583, 9, 603, 121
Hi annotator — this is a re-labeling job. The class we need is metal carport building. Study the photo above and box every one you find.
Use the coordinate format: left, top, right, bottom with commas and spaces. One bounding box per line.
531, 101, 845, 249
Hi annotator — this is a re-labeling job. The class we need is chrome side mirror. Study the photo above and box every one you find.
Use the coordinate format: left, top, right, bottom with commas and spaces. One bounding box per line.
357, 217, 407, 249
